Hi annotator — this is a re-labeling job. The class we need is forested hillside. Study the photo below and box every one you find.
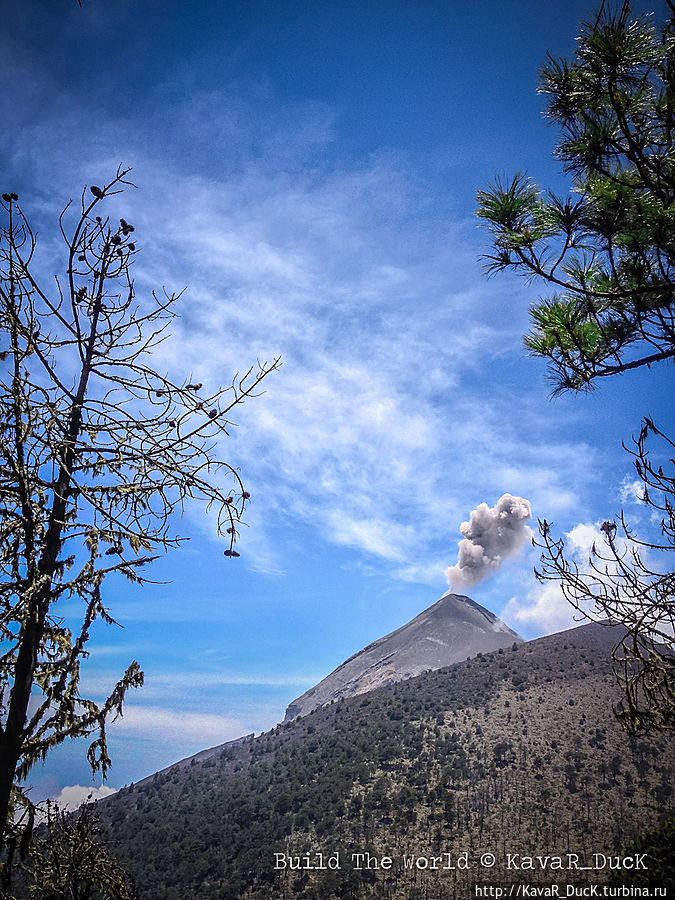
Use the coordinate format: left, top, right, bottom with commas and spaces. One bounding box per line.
98, 623, 675, 899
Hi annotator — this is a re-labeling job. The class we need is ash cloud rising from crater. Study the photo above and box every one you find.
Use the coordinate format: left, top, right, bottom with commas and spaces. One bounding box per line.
445, 494, 532, 590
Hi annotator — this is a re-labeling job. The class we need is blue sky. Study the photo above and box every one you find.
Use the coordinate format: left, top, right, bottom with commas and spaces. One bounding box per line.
2, 0, 673, 806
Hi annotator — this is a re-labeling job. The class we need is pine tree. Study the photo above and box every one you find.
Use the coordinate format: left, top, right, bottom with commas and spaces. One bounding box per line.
476, 3, 674, 733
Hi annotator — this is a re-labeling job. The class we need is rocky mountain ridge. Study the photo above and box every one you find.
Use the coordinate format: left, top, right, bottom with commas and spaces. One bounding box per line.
97, 620, 675, 899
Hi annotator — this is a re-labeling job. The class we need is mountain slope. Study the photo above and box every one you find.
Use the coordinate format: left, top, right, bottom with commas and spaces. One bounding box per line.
284, 591, 522, 720
98, 622, 675, 900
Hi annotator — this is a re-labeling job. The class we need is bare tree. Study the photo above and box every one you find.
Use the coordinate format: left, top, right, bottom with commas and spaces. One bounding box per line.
536, 418, 674, 734
0, 167, 280, 874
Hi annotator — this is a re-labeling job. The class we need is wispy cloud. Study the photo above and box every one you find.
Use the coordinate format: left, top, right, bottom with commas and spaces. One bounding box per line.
619, 477, 646, 506
1, 75, 601, 590
109, 705, 247, 747
80, 669, 319, 701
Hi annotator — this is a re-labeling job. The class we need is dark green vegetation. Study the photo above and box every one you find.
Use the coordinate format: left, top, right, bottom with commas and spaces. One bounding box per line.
477, 4, 675, 392
21, 802, 135, 899
97, 624, 675, 899
608, 817, 675, 890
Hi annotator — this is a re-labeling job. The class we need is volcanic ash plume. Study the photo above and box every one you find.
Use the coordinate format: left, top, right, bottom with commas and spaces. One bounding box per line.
445, 494, 532, 590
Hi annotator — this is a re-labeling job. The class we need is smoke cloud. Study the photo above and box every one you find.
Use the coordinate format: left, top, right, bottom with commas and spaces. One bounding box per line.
445, 494, 532, 590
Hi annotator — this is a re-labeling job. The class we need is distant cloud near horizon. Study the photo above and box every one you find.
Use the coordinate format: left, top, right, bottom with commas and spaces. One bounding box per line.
445, 494, 532, 591
49, 784, 117, 812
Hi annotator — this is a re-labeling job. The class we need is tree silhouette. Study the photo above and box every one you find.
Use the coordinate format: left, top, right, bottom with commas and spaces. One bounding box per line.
476, 3, 674, 733
0, 167, 280, 876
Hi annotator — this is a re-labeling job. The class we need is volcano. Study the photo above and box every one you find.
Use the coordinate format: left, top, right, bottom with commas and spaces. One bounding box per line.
283, 591, 522, 720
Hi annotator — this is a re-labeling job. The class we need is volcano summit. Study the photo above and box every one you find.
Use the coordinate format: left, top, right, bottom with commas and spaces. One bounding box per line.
283, 591, 522, 721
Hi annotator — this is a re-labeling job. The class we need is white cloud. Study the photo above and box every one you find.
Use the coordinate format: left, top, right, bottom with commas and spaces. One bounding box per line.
501, 519, 635, 636
619, 477, 646, 505
501, 582, 587, 635
566, 522, 604, 558
48, 783, 117, 812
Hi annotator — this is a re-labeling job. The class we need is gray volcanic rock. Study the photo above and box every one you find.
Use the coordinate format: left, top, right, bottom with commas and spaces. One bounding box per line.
283, 591, 522, 721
